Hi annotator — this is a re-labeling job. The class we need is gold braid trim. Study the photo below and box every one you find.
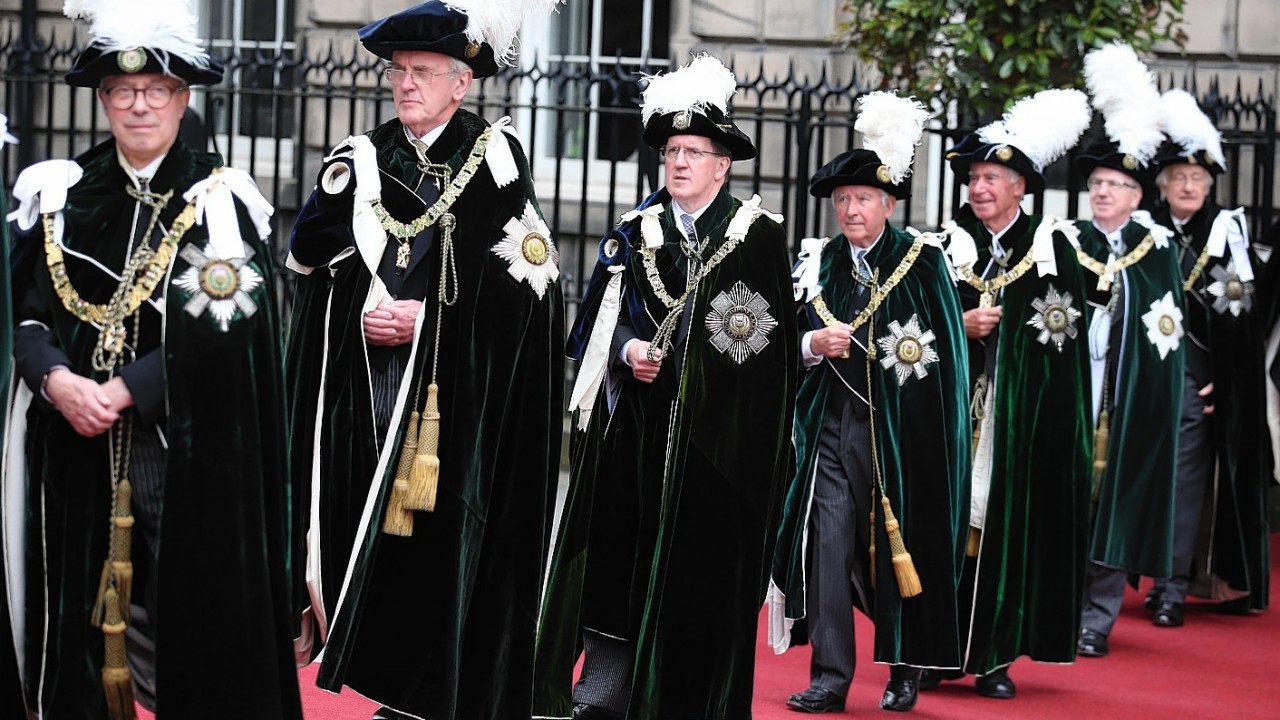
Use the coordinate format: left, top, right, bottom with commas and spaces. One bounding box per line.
371, 127, 492, 240
810, 236, 925, 333
1182, 241, 1213, 291
43, 203, 194, 325
638, 230, 746, 360
957, 243, 1037, 307
1075, 232, 1156, 292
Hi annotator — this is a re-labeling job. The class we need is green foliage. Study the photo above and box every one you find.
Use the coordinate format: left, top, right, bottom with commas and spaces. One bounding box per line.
837, 0, 1186, 119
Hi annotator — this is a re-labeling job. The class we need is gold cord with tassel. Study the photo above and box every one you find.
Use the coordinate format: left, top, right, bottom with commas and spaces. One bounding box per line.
382, 212, 458, 534
966, 373, 989, 558
862, 289, 923, 598
92, 401, 137, 720
1091, 288, 1118, 509
382, 408, 420, 537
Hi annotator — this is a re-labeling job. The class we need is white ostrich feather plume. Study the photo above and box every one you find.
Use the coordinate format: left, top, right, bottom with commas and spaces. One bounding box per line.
979, 88, 1091, 171
444, 0, 563, 67
641, 54, 738, 127
67, 0, 209, 70
855, 91, 928, 185
1085, 43, 1163, 164
1161, 88, 1226, 168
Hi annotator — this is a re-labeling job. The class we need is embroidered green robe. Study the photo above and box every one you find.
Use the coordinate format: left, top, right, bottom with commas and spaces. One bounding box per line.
1075, 219, 1183, 576
5, 138, 301, 719
286, 110, 565, 719
535, 187, 798, 719
771, 225, 971, 668
954, 211, 1092, 674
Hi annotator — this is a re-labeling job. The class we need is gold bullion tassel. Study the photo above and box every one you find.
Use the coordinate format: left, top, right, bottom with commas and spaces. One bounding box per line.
405, 383, 441, 512
382, 413, 420, 537
881, 496, 922, 598
91, 479, 135, 626
100, 583, 136, 720
1091, 409, 1110, 499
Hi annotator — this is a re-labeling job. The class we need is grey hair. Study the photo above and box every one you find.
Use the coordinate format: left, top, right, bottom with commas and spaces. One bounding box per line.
448, 56, 470, 76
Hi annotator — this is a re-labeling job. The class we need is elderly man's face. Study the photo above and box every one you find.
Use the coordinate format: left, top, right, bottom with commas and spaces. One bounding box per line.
966, 162, 1025, 230
832, 184, 895, 248
389, 50, 472, 137
662, 133, 731, 212
1087, 167, 1143, 232
1159, 164, 1212, 220
98, 73, 189, 168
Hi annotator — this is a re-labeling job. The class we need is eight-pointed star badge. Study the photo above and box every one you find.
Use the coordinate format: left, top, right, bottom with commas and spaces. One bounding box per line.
876, 314, 940, 386
493, 200, 559, 299
1026, 284, 1082, 352
172, 242, 262, 332
1206, 260, 1254, 317
1141, 290, 1184, 360
705, 281, 778, 365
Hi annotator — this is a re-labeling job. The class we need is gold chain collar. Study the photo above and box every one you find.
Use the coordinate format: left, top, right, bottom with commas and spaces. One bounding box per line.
370, 127, 492, 240
1182, 241, 1213, 292
957, 242, 1037, 307
811, 237, 925, 334
1075, 232, 1156, 292
44, 198, 198, 371
639, 230, 746, 362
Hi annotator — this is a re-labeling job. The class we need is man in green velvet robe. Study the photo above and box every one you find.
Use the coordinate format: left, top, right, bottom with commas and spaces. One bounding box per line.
285, 3, 564, 719
922, 89, 1093, 699
534, 55, 797, 720
1143, 88, 1270, 625
3, 6, 301, 719
769, 106, 971, 715
1072, 140, 1184, 659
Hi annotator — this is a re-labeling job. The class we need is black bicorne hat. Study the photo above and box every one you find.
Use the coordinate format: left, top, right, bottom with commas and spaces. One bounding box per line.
946, 133, 1045, 193
809, 149, 910, 199
1075, 138, 1154, 187
66, 44, 223, 87
358, 1, 499, 79
641, 103, 756, 161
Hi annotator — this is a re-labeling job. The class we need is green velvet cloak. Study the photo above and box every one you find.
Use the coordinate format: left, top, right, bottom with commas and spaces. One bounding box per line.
286, 111, 565, 718
534, 188, 798, 719
1075, 220, 1183, 577
1156, 203, 1270, 609
956, 212, 1092, 674
7, 138, 301, 718
771, 226, 971, 668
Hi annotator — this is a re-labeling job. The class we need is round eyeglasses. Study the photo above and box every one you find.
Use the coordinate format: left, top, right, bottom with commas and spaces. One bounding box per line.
1086, 178, 1139, 191
101, 84, 187, 110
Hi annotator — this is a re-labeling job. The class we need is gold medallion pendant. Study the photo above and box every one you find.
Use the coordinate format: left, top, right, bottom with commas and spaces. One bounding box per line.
1026, 285, 1081, 352
875, 314, 940, 385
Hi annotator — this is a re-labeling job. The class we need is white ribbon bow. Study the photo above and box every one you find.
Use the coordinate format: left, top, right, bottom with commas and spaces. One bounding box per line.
620, 205, 666, 249
906, 226, 959, 283
792, 236, 827, 302
728, 194, 784, 239
940, 219, 979, 273
484, 116, 519, 189
184, 167, 274, 260
8, 160, 83, 231
1031, 215, 1078, 277
1207, 207, 1253, 282
1129, 209, 1172, 249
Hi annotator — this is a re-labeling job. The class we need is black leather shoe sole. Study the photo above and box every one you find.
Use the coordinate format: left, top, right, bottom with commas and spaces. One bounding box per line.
975, 671, 1016, 699
786, 687, 846, 713
1077, 628, 1109, 657
880, 672, 920, 712
918, 668, 965, 690
1153, 600, 1185, 627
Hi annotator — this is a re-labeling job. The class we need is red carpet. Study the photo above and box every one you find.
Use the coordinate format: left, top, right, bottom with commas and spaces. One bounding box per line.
138, 537, 1280, 718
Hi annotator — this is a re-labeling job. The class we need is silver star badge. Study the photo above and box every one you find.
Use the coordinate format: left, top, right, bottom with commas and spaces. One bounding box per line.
876, 314, 940, 385
1027, 284, 1082, 352
172, 242, 263, 332
1206, 261, 1253, 316
705, 281, 778, 364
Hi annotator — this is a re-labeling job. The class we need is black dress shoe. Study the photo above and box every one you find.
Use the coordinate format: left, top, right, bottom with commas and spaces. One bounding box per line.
1153, 600, 1184, 627
918, 668, 965, 690
1143, 587, 1161, 613
975, 669, 1016, 699
786, 686, 846, 713
573, 703, 626, 720
880, 667, 921, 712
1218, 597, 1252, 615
1076, 628, 1109, 657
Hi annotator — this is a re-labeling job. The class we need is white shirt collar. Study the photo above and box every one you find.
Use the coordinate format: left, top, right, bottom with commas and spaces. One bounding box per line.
847, 227, 884, 261
987, 209, 1022, 258
404, 122, 448, 150
670, 199, 710, 240
116, 146, 166, 189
